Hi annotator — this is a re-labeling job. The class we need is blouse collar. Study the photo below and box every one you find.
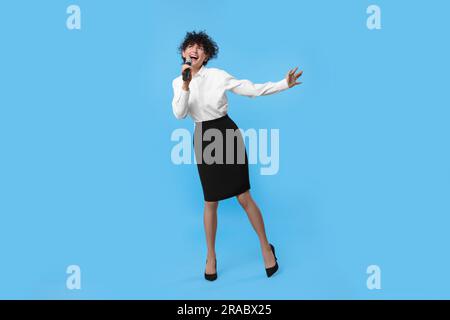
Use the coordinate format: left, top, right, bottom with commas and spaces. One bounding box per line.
194, 65, 207, 78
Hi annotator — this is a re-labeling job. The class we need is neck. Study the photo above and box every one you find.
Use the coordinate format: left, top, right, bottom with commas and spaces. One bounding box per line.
191, 65, 202, 76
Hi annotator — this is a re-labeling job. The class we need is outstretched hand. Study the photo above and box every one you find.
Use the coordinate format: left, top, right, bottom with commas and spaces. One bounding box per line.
286, 67, 303, 88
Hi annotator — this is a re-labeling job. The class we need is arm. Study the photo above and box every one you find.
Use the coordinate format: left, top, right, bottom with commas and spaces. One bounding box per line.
222, 70, 290, 98
171, 79, 190, 119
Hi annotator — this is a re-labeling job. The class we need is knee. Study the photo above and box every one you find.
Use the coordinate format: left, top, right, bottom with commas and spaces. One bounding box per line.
236, 191, 251, 209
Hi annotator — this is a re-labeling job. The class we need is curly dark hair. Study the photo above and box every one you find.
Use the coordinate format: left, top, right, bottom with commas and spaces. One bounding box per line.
178, 30, 219, 66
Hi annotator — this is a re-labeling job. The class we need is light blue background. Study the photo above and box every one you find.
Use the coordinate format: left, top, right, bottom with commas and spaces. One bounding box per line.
0, 0, 449, 299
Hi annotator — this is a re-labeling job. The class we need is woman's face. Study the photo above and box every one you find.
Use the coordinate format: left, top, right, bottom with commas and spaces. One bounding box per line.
182, 43, 208, 68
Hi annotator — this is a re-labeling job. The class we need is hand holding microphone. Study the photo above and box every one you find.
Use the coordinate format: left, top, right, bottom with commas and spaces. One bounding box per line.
181, 57, 192, 91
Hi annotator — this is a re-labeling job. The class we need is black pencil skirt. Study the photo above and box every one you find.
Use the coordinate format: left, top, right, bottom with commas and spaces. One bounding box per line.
193, 114, 250, 202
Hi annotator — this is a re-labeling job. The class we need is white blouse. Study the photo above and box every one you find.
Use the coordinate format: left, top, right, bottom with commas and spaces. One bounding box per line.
171, 65, 289, 122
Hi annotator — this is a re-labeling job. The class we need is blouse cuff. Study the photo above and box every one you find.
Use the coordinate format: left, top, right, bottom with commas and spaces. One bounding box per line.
178, 88, 190, 102
278, 78, 289, 90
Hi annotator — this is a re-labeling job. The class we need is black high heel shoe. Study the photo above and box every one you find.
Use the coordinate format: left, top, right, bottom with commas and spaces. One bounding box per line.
204, 258, 217, 281
265, 244, 279, 278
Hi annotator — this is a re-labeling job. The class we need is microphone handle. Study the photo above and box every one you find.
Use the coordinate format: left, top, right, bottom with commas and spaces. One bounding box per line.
182, 67, 191, 81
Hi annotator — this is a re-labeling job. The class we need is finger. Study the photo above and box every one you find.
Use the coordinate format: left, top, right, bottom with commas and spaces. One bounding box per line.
295, 71, 303, 79
294, 81, 302, 86
289, 66, 298, 75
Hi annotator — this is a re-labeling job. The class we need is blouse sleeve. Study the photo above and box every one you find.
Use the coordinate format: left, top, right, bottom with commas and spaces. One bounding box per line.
222, 69, 289, 98
171, 78, 190, 119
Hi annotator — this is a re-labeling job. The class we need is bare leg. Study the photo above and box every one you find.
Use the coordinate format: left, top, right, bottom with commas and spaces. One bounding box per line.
236, 190, 276, 268
204, 200, 218, 274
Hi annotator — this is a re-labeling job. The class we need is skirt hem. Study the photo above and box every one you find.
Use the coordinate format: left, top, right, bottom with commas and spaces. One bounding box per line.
204, 185, 251, 202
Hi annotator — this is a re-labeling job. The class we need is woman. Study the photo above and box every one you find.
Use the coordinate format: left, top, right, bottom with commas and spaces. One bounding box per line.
171, 31, 303, 281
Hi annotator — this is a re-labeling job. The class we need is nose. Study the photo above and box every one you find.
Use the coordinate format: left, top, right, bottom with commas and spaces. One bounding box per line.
190, 45, 200, 54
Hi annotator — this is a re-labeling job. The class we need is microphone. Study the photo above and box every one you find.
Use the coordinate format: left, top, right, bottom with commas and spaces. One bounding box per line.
182, 57, 192, 81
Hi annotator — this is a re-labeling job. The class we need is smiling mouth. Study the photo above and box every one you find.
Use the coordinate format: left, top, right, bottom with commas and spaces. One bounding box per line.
189, 56, 198, 63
